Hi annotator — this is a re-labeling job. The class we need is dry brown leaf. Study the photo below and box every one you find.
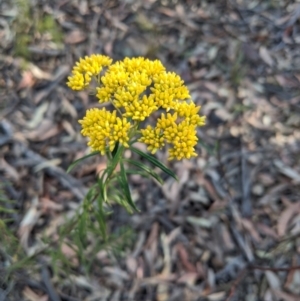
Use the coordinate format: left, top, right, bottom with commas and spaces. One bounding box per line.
274, 160, 300, 183
104, 11, 128, 31
29, 125, 60, 141
277, 202, 300, 236
162, 167, 189, 204
271, 289, 299, 301
177, 272, 198, 286
39, 197, 64, 213
18, 70, 35, 90
201, 177, 222, 203
61, 97, 78, 118
64, 29, 87, 44
33, 158, 62, 173
27, 102, 49, 129
0, 157, 19, 181
157, 7, 176, 17
256, 223, 279, 240
18, 202, 41, 250
126, 256, 138, 274
157, 233, 171, 301
176, 243, 197, 273
207, 291, 226, 301
24, 119, 59, 141
28, 63, 52, 80
241, 218, 262, 243
104, 267, 129, 280
259, 46, 274, 66
259, 184, 289, 205
144, 222, 159, 249
285, 256, 300, 294
203, 81, 219, 93
23, 286, 48, 301
61, 120, 76, 138
266, 271, 281, 289
162, 178, 181, 202
220, 224, 235, 251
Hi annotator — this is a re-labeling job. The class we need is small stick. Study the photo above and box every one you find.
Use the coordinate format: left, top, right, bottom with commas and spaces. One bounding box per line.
225, 267, 248, 301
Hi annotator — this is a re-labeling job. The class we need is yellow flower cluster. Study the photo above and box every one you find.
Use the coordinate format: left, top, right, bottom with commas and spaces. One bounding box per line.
79, 108, 130, 155
67, 55, 112, 90
68, 54, 206, 159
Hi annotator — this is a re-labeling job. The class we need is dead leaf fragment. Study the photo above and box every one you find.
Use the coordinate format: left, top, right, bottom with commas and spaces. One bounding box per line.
241, 218, 262, 243
207, 291, 226, 301
176, 243, 197, 273
0, 158, 19, 181
64, 30, 87, 44
18, 71, 35, 90
177, 272, 198, 286
259, 46, 274, 67
271, 289, 299, 301
277, 202, 300, 236
39, 197, 64, 213
274, 160, 300, 183
266, 271, 281, 289
24, 119, 60, 141
18, 203, 41, 250
23, 286, 48, 301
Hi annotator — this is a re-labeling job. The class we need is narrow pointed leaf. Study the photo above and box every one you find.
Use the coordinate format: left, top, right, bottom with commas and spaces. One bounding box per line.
111, 141, 119, 158
67, 151, 99, 173
124, 159, 164, 184
95, 195, 107, 240
119, 161, 139, 212
130, 147, 178, 180
104, 145, 124, 182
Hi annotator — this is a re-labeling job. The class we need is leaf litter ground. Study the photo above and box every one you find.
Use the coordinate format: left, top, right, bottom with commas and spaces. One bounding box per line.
1, 1, 300, 300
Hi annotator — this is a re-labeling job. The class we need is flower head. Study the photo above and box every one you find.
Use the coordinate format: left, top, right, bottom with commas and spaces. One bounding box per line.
67, 54, 112, 91
139, 125, 164, 154
79, 108, 130, 155
68, 55, 206, 160
164, 121, 198, 160
176, 102, 206, 126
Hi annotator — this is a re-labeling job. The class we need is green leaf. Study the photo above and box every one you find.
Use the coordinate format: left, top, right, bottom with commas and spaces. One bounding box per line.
119, 161, 139, 212
78, 208, 87, 247
110, 192, 134, 214
0, 197, 16, 203
101, 145, 124, 183
111, 141, 119, 158
95, 194, 107, 240
67, 151, 99, 173
97, 176, 107, 202
85, 184, 97, 201
124, 159, 164, 184
124, 169, 150, 177
130, 146, 178, 181
0, 207, 17, 214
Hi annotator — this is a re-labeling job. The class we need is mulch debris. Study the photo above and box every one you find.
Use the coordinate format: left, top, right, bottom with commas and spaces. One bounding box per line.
1, 1, 300, 300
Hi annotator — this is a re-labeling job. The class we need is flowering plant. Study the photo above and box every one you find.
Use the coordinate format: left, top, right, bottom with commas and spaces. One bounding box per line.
67, 54, 205, 239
